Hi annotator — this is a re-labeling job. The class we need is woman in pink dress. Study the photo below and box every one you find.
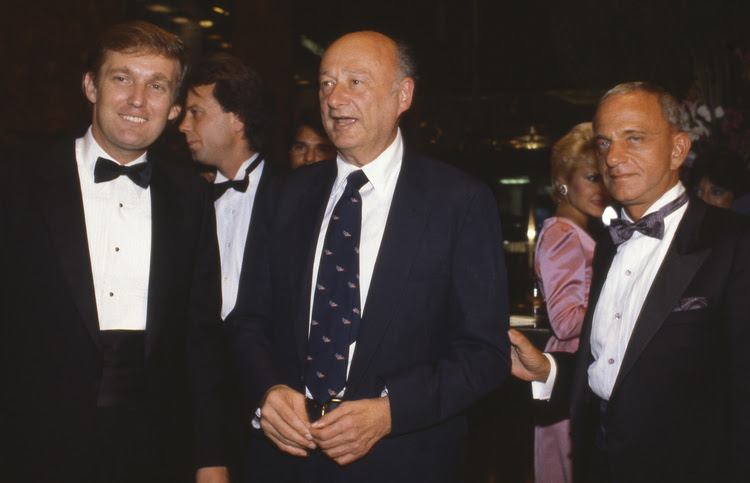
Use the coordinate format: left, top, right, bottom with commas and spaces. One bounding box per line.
534, 122, 609, 482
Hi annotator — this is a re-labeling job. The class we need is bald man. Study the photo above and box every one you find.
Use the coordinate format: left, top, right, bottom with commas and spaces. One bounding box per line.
227, 31, 510, 482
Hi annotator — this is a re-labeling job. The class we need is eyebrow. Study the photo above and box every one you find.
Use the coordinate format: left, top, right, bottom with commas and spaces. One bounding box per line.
108, 67, 173, 88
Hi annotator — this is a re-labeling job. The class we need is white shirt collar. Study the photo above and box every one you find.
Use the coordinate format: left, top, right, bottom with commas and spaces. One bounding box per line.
602, 182, 686, 225
79, 126, 148, 181
333, 129, 403, 194
214, 152, 260, 183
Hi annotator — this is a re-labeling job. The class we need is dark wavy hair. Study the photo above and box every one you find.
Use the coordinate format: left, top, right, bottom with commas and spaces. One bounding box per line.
185, 52, 273, 154
688, 147, 750, 198
84, 21, 187, 104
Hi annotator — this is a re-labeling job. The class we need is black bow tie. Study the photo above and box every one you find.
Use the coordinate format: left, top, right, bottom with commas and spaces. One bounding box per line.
608, 191, 689, 245
212, 177, 249, 200
211, 156, 263, 201
94, 157, 152, 189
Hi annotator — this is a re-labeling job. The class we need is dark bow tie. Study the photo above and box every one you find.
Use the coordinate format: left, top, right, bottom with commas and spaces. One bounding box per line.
212, 177, 249, 200
211, 156, 263, 201
608, 191, 689, 245
94, 157, 152, 189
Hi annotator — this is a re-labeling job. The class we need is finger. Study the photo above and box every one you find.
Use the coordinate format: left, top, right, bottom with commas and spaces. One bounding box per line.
262, 410, 316, 450
311, 402, 349, 429
264, 427, 310, 457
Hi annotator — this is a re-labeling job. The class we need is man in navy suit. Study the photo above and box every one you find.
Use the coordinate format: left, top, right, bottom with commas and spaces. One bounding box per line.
0, 21, 229, 482
227, 31, 510, 481
510, 82, 750, 481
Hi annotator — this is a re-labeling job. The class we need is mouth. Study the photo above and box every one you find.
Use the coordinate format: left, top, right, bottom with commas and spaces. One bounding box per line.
330, 116, 357, 129
120, 114, 147, 124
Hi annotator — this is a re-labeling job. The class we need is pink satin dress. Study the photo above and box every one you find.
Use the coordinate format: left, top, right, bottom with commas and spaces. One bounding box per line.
533, 217, 595, 483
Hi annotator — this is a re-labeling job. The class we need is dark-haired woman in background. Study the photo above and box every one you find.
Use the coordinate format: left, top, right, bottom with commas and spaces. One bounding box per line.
534, 122, 609, 482
687, 147, 749, 210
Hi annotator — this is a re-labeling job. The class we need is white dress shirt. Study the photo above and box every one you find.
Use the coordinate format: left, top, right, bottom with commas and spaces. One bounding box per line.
254, 130, 403, 423
308, 129, 403, 388
75, 127, 151, 331
214, 154, 264, 319
534, 183, 689, 400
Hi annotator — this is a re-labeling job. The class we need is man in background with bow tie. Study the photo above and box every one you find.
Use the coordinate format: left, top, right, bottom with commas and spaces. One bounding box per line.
0, 21, 230, 482
180, 52, 273, 323
511, 82, 750, 481
179, 52, 274, 479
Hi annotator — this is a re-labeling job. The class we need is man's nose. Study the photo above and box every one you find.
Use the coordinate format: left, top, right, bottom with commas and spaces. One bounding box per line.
128, 84, 146, 108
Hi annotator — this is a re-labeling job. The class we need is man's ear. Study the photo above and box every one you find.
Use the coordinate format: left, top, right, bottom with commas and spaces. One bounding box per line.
168, 104, 181, 121
397, 77, 415, 116
83, 72, 98, 104
670, 131, 692, 170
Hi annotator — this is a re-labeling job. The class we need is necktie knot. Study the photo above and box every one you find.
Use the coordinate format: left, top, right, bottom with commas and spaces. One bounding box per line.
94, 157, 152, 188
608, 191, 689, 245
346, 170, 369, 192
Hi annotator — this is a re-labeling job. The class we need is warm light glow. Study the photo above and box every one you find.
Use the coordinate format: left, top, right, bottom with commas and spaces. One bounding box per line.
207, 34, 222, 40
172, 17, 189, 24
199, 20, 214, 28
498, 176, 530, 185
146, 4, 174, 13
220, 42, 232, 49
212, 6, 225, 14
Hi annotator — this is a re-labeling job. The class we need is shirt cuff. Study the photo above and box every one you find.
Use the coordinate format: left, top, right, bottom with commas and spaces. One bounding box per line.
531, 353, 557, 400
251, 407, 262, 429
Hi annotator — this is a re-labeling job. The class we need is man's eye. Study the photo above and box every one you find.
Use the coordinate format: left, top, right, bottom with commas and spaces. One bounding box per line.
352, 79, 361, 85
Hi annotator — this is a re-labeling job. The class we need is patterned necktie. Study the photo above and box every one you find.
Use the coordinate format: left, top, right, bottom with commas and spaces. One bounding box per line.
305, 170, 369, 403
608, 191, 689, 245
94, 157, 152, 189
212, 156, 263, 201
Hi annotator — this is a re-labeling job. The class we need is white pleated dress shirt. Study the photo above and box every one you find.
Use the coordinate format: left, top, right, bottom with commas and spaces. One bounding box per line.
534, 182, 688, 400
214, 154, 264, 319
75, 127, 151, 331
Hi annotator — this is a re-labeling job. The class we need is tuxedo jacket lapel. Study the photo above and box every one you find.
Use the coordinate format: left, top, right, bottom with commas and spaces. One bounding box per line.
145, 162, 183, 357
346, 152, 433, 396
36, 139, 101, 350
612, 200, 711, 394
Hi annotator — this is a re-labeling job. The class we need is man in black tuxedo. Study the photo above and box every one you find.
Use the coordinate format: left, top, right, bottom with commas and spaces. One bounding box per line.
511, 82, 750, 481
180, 52, 274, 479
227, 31, 510, 481
0, 21, 229, 482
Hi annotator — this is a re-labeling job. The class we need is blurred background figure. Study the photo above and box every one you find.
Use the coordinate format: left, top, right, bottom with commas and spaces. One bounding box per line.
686, 146, 750, 211
288, 109, 335, 169
533, 122, 609, 483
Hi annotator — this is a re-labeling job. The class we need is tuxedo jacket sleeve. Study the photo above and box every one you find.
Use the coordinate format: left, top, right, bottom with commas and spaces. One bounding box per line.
229, 150, 511, 436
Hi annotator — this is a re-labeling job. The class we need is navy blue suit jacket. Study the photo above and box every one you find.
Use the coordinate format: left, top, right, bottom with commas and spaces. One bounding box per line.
227, 149, 510, 482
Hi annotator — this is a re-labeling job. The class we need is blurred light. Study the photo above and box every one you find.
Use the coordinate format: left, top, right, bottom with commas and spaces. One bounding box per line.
300, 35, 325, 57
212, 6, 225, 14
498, 176, 530, 185
199, 20, 214, 28
220, 42, 232, 49
508, 126, 550, 150
207, 34, 222, 40
146, 4, 174, 13
172, 17, 190, 24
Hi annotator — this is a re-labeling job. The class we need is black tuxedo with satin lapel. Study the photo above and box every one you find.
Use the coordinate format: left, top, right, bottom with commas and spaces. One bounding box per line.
228, 149, 510, 482
550, 197, 750, 482
0, 136, 229, 481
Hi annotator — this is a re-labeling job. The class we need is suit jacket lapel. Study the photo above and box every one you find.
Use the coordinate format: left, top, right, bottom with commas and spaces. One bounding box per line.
36, 138, 101, 350
612, 200, 710, 394
345, 152, 433, 396
145, 162, 182, 357
293, 161, 338, 367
